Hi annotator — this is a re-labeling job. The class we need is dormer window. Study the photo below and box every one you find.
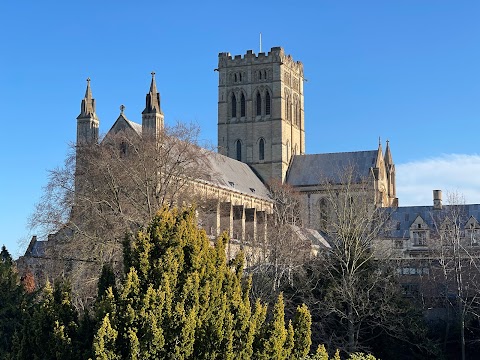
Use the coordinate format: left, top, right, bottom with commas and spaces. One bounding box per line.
410, 215, 429, 246
412, 231, 427, 246
228, 181, 235, 187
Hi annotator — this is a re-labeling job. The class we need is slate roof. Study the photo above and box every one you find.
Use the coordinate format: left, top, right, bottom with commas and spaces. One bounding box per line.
290, 225, 331, 249
201, 151, 271, 200
104, 118, 271, 201
387, 204, 480, 238
126, 120, 142, 136
103, 114, 143, 140
25, 236, 48, 257
286, 150, 378, 187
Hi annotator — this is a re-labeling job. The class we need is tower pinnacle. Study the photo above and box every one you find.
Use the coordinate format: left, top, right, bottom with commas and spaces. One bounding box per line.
142, 72, 164, 137
76, 77, 99, 145
78, 77, 96, 118
143, 71, 162, 114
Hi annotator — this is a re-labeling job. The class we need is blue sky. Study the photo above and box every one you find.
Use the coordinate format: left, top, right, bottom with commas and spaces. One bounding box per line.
1, 1, 479, 257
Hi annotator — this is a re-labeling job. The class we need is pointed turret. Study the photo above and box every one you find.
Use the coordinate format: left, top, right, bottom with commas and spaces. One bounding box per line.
76, 78, 99, 145
384, 139, 393, 167
374, 137, 383, 168
383, 140, 398, 207
142, 71, 164, 138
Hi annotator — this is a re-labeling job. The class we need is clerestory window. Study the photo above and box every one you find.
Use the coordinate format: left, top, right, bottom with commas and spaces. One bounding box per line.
259, 138, 265, 160
265, 91, 271, 115
240, 93, 246, 117
256, 92, 262, 116
231, 93, 236, 118
235, 140, 242, 161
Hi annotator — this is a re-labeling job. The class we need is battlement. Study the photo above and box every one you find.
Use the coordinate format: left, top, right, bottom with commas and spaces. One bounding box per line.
218, 47, 303, 74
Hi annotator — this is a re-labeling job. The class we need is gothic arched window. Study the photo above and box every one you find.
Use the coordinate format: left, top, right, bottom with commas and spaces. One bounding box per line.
259, 138, 265, 161
293, 102, 297, 125
235, 140, 242, 161
265, 91, 271, 115
231, 93, 237, 118
319, 198, 328, 230
240, 93, 246, 117
297, 103, 301, 126
256, 92, 262, 116
234, 73, 237, 82
285, 95, 290, 122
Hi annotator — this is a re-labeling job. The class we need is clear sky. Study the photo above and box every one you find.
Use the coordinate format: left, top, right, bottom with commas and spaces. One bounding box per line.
1, 1, 479, 257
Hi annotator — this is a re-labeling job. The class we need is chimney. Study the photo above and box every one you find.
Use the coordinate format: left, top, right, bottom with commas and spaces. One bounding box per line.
433, 190, 442, 210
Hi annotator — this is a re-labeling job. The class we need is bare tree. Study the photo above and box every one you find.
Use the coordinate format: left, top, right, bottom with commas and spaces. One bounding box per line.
249, 179, 311, 302
428, 192, 480, 360
317, 166, 396, 353
29, 122, 211, 307
279, 165, 428, 357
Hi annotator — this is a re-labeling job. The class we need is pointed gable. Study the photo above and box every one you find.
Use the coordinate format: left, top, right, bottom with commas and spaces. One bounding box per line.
465, 215, 480, 230
104, 111, 142, 141
410, 215, 429, 230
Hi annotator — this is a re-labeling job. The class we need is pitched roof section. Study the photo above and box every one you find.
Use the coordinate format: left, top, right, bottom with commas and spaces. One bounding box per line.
286, 150, 378, 187
103, 116, 270, 200
202, 152, 270, 200
104, 113, 143, 139
387, 204, 480, 238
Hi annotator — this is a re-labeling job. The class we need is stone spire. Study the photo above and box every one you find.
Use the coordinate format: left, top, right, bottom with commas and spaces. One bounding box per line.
76, 78, 99, 145
142, 72, 164, 138
78, 77, 96, 118
142, 71, 162, 115
384, 139, 393, 167
384, 140, 397, 206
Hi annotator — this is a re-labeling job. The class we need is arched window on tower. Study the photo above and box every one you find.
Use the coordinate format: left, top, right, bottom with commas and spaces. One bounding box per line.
297, 103, 301, 126
319, 198, 328, 231
235, 140, 242, 161
256, 92, 262, 116
265, 91, 271, 115
240, 93, 246, 117
259, 138, 265, 161
285, 95, 290, 122
234, 73, 237, 82
293, 102, 297, 125
231, 93, 237, 118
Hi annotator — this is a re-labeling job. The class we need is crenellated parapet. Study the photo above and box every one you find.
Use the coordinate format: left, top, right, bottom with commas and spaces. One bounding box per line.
218, 47, 303, 74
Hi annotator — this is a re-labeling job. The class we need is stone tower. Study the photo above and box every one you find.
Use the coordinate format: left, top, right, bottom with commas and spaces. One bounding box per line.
76, 78, 99, 145
142, 71, 164, 138
217, 47, 305, 183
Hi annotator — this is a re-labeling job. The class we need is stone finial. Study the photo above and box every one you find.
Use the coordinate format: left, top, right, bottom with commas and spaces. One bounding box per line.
120, 104, 125, 114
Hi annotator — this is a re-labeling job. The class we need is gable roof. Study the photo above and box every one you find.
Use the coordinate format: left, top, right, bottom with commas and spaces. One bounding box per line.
104, 114, 142, 139
202, 151, 270, 200
286, 150, 378, 187
104, 117, 271, 201
387, 204, 480, 238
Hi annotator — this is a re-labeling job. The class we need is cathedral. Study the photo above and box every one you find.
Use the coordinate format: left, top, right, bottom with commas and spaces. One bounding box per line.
18, 46, 480, 318
20, 46, 398, 290
75, 46, 397, 238
24, 46, 397, 254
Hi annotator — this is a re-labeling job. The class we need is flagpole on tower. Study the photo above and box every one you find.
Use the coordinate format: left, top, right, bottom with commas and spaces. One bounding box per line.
260, 32, 262, 53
